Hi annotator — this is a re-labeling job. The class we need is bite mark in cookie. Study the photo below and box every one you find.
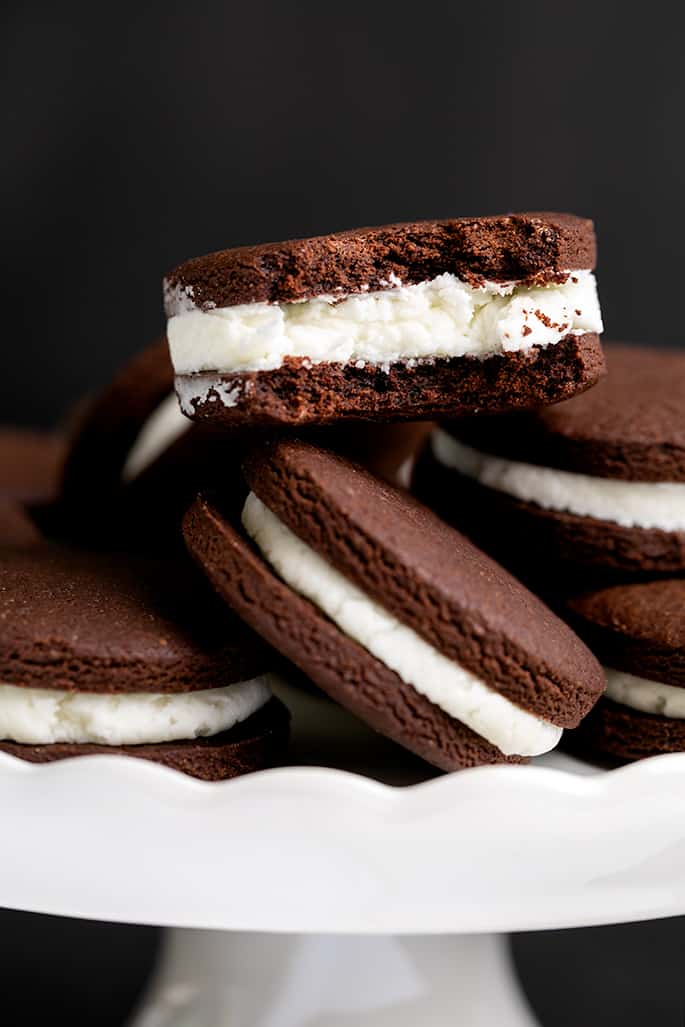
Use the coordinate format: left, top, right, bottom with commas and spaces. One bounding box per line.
165, 214, 603, 425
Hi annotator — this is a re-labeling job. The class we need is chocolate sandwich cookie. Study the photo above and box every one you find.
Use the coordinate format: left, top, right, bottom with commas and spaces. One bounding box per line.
416, 344, 685, 581
184, 439, 604, 770
0, 547, 289, 779
165, 213, 604, 427
567, 580, 685, 761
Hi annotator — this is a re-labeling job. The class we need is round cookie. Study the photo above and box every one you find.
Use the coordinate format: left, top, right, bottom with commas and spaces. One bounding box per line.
165, 213, 604, 427
0, 546, 289, 779
415, 344, 685, 580
566, 580, 685, 761
183, 439, 604, 771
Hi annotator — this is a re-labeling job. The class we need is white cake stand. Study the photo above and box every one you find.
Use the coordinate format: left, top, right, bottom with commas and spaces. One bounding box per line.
2, 680, 684, 1026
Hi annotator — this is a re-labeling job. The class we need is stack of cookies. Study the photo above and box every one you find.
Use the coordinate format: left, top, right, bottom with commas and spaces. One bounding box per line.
3, 211, 679, 777
414, 343, 685, 763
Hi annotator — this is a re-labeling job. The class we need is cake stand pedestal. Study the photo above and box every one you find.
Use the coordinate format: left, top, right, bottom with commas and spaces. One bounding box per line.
1, 683, 684, 1026
132, 931, 536, 1026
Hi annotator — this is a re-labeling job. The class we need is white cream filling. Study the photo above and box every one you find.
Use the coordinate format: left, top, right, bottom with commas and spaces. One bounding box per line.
605, 667, 685, 718
122, 393, 192, 482
431, 430, 685, 533
166, 269, 602, 376
241, 492, 561, 757
0, 676, 272, 746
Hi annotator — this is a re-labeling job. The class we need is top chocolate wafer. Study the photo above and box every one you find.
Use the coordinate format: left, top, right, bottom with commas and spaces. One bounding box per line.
164, 213, 604, 426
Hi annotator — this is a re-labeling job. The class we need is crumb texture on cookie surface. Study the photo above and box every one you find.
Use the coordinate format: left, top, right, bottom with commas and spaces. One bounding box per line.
0, 547, 268, 694
164, 213, 596, 309
175, 333, 605, 426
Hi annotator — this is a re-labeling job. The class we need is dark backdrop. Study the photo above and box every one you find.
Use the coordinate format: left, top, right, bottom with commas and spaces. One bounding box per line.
2, 1, 683, 428
2, 3, 685, 1024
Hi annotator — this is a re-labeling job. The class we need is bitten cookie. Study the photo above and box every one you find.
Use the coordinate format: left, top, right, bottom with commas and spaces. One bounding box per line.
165, 214, 604, 426
183, 439, 604, 770
0, 547, 289, 779
567, 581, 685, 761
416, 343, 685, 580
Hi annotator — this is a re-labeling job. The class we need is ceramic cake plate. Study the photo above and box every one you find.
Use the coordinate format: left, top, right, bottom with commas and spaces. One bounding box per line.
1, 680, 684, 1026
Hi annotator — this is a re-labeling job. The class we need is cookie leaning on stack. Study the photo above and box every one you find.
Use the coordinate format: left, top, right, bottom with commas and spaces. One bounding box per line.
184, 439, 605, 770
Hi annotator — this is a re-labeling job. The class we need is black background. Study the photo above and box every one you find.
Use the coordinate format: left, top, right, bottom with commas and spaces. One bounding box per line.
2, 913, 685, 1025
3, 1, 684, 428
2, 2, 685, 1023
